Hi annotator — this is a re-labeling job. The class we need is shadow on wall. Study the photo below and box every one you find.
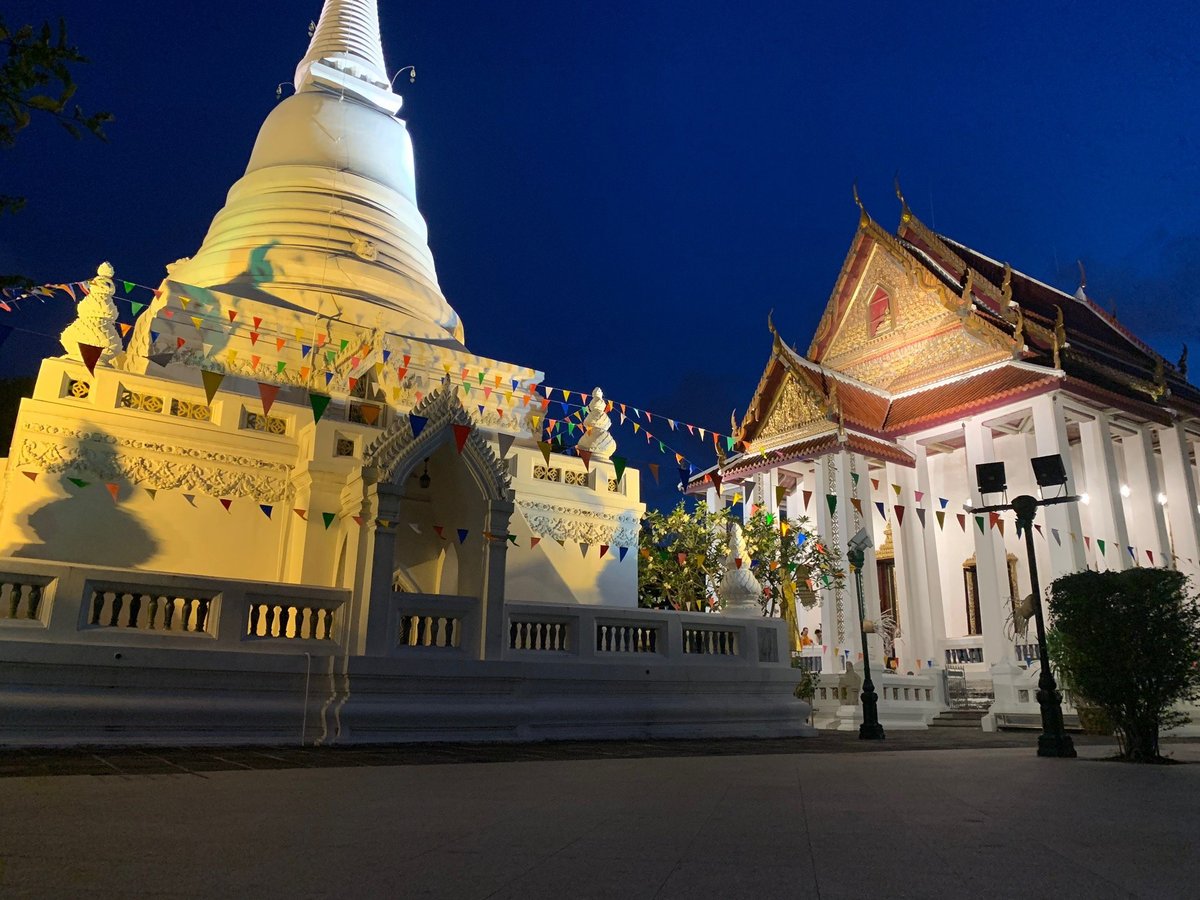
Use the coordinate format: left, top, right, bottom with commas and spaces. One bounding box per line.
0, 425, 160, 569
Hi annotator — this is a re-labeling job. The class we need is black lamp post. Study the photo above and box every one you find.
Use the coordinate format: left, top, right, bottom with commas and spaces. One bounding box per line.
847, 527, 884, 740
971, 455, 1076, 759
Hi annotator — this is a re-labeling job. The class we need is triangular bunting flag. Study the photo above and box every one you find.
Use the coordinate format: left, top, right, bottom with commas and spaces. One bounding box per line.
935, 510, 946, 530
957, 513, 966, 531
202, 370, 225, 404
530, 536, 541, 549
258, 383, 280, 415
452, 423, 472, 453
1051, 527, 1061, 545
826, 494, 837, 516
612, 455, 627, 484
580, 542, 590, 557
294, 509, 308, 520
648, 463, 659, 484
497, 433, 516, 458
21, 471, 37, 482
322, 512, 336, 530
1097, 538, 1106, 555
803, 490, 813, 509
260, 505, 273, 518
988, 511, 1001, 531
358, 405, 380, 426
894, 505, 905, 526
310, 393, 332, 423
618, 546, 629, 561
409, 414, 428, 438
538, 441, 553, 465
578, 449, 591, 471
457, 529, 469, 544
220, 498, 233, 512
599, 545, 609, 558
67, 477, 89, 488
850, 498, 863, 516
976, 515, 986, 534
78, 344, 103, 375
105, 483, 120, 502
915, 507, 926, 527
1034, 524, 1044, 538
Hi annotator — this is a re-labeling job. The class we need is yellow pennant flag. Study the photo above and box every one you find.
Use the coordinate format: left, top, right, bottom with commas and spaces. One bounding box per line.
191, 316, 203, 330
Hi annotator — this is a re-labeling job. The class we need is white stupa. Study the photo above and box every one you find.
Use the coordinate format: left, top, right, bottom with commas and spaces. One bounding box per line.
134, 0, 462, 364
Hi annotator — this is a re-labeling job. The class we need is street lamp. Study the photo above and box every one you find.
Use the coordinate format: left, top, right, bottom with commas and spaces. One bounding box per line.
971, 454, 1076, 759
847, 527, 884, 740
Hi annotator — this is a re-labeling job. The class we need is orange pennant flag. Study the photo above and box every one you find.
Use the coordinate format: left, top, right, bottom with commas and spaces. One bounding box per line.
105, 482, 120, 502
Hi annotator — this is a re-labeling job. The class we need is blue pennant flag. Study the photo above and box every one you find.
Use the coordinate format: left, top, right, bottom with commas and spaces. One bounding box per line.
410, 414, 428, 438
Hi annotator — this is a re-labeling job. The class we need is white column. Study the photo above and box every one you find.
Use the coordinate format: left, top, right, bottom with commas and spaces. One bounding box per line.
1079, 411, 1132, 571
911, 440, 948, 661
1030, 393, 1087, 577
1121, 425, 1171, 567
1157, 423, 1200, 581
815, 451, 863, 670
850, 453, 885, 671
886, 455, 934, 670
962, 416, 1012, 669
706, 485, 721, 513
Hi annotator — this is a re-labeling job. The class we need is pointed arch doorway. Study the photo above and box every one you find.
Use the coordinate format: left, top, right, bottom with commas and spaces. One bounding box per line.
360, 384, 515, 658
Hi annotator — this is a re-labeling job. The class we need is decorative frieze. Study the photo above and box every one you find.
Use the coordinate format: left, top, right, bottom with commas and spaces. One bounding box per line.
516, 499, 639, 547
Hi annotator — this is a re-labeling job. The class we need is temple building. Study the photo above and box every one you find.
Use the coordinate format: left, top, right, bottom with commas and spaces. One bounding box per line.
690, 186, 1200, 728
0, 1, 803, 745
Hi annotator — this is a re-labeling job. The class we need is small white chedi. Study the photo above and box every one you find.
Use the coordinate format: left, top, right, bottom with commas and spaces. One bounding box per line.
719, 521, 763, 612
59, 261, 124, 367
575, 387, 617, 459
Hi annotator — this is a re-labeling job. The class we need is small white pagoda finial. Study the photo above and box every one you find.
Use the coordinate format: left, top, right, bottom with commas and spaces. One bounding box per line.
60, 261, 124, 369
576, 386, 617, 460
718, 521, 763, 614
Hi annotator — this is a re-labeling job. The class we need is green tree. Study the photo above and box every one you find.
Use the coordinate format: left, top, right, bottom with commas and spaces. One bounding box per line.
1047, 567, 1200, 762
638, 502, 729, 610
1, 15, 112, 286
742, 508, 843, 616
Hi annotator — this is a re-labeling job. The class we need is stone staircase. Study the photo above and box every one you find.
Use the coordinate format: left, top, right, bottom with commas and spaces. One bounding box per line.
929, 709, 987, 728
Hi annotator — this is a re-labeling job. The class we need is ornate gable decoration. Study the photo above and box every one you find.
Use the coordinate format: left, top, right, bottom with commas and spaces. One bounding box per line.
757, 372, 828, 441
364, 381, 511, 502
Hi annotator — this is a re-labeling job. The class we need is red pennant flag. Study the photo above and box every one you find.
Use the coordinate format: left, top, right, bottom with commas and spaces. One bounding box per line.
358, 405, 380, 426
227, 310, 237, 322
1084, 536, 1092, 551
578, 449, 592, 471
276, 337, 286, 352
219, 498, 233, 511
988, 511, 1001, 531
649, 463, 659, 483
850, 498, 863, 516
734, 557, 743, 569
352, 515, 364, 526
258, 383, 280, 415
22, 471, 37, 482
433, 525, 446, 540
249, 332, 260, 346
1147, 549, 1155, 564
956, 513, 966, 531
452, 423, 472, 453
711, 472, 723, 494
252, 316, 262, 330
294, 508, 308, 520
802, 490, 813, 508
600, 545, 609, 558
530, 536, 541, 549
105, 482, 120, 502
1034, 524, 1044, 538
78, 343, 103, 375
677, 552, 687, 565
894, 505, 905, 526
871, 478, 880, 491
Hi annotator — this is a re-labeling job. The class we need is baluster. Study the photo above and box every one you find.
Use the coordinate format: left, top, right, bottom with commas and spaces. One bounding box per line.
127, 592, 144, 628
435, 616, 447, 647
26, 584, 41, 620
283, 605, 297, 639
421, 615, 433, 646
266, 604, 279, 637
297, 607, 310, 640
106, 592, 123, 627
198, 597, 213, 633
449, 617, 459, 648
649, 628, 657, 653
2, 583, 15, 619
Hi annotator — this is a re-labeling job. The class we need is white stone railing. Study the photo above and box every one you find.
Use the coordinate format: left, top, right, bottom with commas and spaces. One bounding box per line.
502, 603, 789, 665
388, 593, 480, 655
940, 637, 987, 667
0, 559, 349, 654
810, 671, 945, 730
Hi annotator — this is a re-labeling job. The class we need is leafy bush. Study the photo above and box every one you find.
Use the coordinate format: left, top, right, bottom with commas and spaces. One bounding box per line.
637, 502, 843, 613
1047, 567, 1200, 761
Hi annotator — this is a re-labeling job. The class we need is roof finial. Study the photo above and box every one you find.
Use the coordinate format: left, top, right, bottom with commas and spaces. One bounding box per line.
894, 173, 911, 223
852, 182, 868, 226
1179, 343, 1188, 379
294, 0, 400, 113
1075, 259, 1088, 300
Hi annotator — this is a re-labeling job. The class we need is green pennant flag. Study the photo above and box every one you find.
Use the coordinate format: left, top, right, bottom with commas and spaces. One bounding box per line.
309, 393, 332, 423
612, 455, 627, 484
322, 512, 336, 529
130, 301, 146, 317
201, 369, 225, 404
67, 477, 90, 488
122, 280, 135, 295
477, 372, 485, 384
826, 494, 838, 516
975, 515, 986, 534
851, 472, 860, 486
276, 360, 287, 374
1097, 538, 1106, 556
339, 339, 349, 352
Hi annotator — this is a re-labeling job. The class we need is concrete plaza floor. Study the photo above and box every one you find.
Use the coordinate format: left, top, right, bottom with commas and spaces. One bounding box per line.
2, 732, 1198, 899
